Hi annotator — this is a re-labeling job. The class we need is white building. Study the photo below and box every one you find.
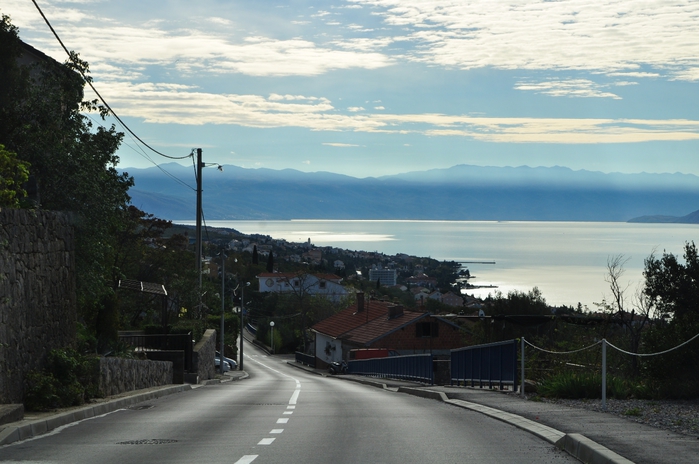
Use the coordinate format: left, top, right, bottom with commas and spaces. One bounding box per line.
257, 272, 348, 302
369, 267, 397, 286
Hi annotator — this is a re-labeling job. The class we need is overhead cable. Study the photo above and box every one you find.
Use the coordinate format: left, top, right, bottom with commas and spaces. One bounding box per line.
30, 0, 192, 161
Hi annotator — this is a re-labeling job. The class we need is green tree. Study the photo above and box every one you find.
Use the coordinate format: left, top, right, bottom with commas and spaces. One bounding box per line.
641, 242, 699, 395
266, 250, 274, 273
0, 144, 29, 207
0, 15, 132, 330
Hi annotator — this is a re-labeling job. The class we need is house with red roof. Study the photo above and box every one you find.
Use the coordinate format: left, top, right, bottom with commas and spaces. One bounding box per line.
311, 293, 467, 368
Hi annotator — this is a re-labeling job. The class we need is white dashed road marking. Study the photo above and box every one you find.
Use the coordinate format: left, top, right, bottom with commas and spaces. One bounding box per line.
235, 456, 258, 464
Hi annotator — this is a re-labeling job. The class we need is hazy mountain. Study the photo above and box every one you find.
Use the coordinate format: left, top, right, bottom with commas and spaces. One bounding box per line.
628, 209, 699, 224
119, 164, 699, 222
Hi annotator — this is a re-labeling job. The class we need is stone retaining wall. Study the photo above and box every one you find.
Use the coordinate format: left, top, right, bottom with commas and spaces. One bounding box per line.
192, 329, 216, 382
0, 209, 77, 404
98, 357, 173, 397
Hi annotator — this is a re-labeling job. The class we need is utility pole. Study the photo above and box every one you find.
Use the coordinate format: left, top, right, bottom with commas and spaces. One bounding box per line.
196, 148, 203, 316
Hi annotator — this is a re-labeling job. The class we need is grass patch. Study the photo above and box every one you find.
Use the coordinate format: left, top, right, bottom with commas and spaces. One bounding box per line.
538, 371, 648, 400
623, 407, 642, 416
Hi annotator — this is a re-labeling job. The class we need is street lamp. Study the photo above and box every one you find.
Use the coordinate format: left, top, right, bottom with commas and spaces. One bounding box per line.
270, 321, 275, 354
239, 281, 250, 370
218, 248, 226, 374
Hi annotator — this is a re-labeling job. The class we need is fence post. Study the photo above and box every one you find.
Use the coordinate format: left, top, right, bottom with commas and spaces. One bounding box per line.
521, 338, 525, 398
602, 338, 607, 410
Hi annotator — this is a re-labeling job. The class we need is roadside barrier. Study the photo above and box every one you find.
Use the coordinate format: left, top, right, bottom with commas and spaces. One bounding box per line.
451, 339, 518, 390
521, 333, 699, 408
348, 354, 434, 384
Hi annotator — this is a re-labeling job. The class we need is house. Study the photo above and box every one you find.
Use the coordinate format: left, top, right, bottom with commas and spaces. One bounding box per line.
257, 272, 348, 302
406, 273, 437, 288
311, 293, 467, 367
441, 291, 464, 307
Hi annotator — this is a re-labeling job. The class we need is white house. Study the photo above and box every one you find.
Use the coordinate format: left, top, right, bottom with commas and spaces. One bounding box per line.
257, 272, 348, 302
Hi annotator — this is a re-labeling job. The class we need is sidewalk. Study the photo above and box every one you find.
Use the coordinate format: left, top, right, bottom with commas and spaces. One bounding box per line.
286, 361, 699, 464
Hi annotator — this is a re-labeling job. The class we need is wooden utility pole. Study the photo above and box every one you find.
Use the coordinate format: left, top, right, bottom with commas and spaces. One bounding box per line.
196, 148, 203, 316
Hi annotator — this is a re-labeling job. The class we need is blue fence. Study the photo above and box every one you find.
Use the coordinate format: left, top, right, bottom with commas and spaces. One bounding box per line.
348, 354, 434, 384
451, 339, 518, 390
295, 351, 316, 368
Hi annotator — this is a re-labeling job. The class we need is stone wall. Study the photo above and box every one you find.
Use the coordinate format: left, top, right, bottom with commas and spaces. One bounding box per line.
98, 357, 173, 397
0, 209, 77, 404
192, 329, 216, 382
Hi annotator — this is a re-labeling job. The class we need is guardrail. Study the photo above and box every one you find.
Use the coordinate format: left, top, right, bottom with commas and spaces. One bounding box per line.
451, 339, 518, 390
295, 351, 316, 368
349, 354, 434, 384
119, 333, 193, 372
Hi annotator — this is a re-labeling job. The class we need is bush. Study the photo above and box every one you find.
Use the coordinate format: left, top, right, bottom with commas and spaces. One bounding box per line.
23, 349, 100, 411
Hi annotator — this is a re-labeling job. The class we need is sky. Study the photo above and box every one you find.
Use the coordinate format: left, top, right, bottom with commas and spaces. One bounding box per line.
3, 0, 699, 178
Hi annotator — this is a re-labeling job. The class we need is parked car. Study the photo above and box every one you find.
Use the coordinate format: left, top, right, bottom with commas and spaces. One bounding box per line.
214, 357, 230, 372
216, 352, 237, 370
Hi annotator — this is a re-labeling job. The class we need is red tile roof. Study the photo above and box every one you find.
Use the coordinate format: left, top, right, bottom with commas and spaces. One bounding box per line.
311, 299, 395, 338
342, 310, 427, 346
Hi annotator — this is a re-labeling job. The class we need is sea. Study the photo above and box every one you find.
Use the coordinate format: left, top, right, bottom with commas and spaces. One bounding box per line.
188, 220, 698, 309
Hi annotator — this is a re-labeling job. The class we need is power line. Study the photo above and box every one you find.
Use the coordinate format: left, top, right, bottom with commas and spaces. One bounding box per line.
30, 0, 192, 161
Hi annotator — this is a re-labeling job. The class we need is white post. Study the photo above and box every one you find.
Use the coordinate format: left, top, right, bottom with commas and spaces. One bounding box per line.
270, 321, 275, 354
602, 338, 607, 410
521, 337, 526, 398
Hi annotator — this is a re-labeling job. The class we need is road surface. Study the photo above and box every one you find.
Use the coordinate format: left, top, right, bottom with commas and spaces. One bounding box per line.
1, 341, 576, 463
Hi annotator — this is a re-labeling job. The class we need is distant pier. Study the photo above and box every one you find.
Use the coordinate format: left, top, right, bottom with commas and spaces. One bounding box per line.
458, 261, 496, 265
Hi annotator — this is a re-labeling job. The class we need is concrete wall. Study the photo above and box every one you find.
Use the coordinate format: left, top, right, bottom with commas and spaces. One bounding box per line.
98, 357, 173, 397
0, 209, 77, 404
192, 329, 216, 382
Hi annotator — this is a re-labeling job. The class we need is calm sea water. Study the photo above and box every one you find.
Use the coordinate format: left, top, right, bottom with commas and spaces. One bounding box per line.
192, 220, 698, 309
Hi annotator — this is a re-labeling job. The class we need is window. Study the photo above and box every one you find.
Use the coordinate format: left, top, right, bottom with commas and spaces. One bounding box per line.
416, 322, 438, 338
319, 280, 326, 289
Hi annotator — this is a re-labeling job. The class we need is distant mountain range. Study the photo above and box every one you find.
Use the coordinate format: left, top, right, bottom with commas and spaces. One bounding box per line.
119, 164, 699, 223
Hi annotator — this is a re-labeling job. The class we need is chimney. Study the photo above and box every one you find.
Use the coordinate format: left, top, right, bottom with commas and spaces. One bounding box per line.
388, 304, 404, 319
357, 292, 365, 312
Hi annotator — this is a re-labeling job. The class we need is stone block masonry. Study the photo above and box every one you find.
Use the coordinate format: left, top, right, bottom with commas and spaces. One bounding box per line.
0, 209, 77, 404
98, 357, 173, 397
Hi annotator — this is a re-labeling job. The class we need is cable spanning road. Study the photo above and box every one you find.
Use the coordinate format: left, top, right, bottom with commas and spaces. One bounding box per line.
1, 341, 575, 463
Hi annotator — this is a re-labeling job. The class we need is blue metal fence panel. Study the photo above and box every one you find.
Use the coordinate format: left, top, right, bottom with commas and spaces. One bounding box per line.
348, 354, 433, 384
451, 339, 518, 390
295, 351, 315, 368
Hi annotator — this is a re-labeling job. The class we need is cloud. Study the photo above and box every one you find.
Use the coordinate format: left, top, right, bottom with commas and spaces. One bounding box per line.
323, 143, 360, 147
515, 79, 622, 99
348, 106, 365, 112
97, 81, 699, 144
350, 0, 699, 81
374, 106, 385, 110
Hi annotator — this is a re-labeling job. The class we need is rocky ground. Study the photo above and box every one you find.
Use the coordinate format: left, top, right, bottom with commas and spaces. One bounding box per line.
536, 396, 699, 438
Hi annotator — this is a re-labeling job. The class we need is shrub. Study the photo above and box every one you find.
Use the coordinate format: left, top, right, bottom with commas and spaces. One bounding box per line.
23, 349, 100, 411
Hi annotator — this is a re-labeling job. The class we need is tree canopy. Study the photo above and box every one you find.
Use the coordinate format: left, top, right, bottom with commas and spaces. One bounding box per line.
0, 14, 132, 328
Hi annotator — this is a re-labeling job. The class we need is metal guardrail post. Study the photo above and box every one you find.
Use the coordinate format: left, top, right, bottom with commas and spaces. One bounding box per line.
521, 338, 525, 398
602, 338, 607, 410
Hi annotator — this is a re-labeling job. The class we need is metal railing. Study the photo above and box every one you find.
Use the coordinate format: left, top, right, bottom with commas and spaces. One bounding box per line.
349, 354, 434, 384
119, 333, 193, 372
451, 339, 518, 390
295, 351, 316, 368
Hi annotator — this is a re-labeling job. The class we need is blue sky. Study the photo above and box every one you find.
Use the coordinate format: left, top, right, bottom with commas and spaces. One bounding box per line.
4, 0, 699, 178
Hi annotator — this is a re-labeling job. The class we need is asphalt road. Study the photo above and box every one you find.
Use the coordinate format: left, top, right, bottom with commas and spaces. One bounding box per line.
1, 342, 576, 463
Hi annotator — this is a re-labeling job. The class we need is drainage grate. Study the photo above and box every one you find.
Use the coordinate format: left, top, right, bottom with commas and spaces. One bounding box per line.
128, 404, 154, 410
117, 439, 178, 445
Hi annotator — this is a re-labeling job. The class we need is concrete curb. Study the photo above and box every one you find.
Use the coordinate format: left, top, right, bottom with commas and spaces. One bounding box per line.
0, 384, 191, 447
